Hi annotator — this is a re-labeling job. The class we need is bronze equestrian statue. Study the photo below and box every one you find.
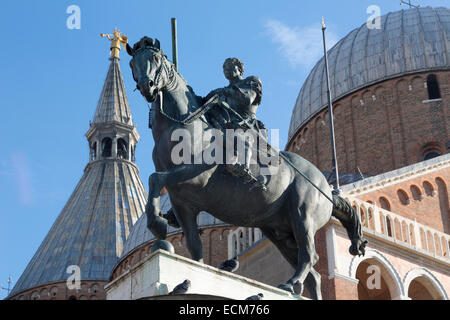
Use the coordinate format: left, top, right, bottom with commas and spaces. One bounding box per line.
126, 37, 367, 300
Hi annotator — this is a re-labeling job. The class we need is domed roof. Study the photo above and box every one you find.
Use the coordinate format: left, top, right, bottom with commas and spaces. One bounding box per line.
288, 6, 450, 141
119, 193, 227, 260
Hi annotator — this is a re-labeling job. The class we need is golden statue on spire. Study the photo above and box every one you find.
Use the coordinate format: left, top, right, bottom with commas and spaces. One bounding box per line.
100, 29, 128, 59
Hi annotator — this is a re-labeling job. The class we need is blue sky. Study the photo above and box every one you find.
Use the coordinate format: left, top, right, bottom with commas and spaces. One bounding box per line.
0, 0, 448, 298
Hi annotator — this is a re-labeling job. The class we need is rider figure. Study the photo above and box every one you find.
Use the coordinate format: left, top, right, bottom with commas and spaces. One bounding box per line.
203, 58, 267, 189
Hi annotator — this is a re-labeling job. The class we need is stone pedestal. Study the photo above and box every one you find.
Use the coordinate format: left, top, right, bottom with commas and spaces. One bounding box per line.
105, 250, 303, 300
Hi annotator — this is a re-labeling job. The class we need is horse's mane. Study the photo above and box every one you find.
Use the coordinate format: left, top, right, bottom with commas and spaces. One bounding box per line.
131, 36, 203, 107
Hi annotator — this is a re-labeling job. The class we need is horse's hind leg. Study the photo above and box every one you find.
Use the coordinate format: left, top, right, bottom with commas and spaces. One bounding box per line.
261, 226, 321, 299
171, 204, 203, 262
285, 198, 320, 296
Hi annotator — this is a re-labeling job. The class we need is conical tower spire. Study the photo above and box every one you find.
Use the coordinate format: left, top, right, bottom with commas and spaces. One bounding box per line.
94, 30, 132, 125
93, 57, 133, 125
8, 32, 147, 300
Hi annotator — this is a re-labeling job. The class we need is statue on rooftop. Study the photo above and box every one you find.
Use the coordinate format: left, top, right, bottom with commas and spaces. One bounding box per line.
101, 29, 128, 59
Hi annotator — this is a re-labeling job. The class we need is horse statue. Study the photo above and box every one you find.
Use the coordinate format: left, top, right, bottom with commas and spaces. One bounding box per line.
126, 37, 367, 300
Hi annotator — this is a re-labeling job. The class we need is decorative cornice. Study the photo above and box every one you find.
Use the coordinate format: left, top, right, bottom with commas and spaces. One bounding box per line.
341, 154, 450, 195
328, 272, 359, 284
6, 279, 107, 300
85, 121, 140, 142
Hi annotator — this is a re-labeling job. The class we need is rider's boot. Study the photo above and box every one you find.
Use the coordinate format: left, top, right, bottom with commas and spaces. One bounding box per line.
226, 163, 267, 191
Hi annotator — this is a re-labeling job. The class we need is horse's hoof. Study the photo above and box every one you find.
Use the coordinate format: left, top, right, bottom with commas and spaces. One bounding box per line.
150, 239, 175, 254
147, 215, 168, 239
293, 282, 304, 295
163, 209, 180, 228
277, 283, 294, 294
350, 238, 368, 256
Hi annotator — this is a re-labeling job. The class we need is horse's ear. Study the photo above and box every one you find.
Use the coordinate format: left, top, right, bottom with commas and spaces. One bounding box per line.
126, 43, 135, 56
154, 38, 160, 49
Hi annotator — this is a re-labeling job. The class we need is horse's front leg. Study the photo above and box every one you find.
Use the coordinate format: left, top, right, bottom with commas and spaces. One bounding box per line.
146, 172, 168, 239
146, 163, 215, 239
171, 204, 203, 262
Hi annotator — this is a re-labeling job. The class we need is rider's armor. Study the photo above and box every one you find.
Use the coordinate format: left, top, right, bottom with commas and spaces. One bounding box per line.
203, 76, 268, 190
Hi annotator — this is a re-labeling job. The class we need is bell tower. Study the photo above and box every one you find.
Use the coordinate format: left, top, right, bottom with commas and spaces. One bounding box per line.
86, 29, 138, 164
7, 30, 148, 300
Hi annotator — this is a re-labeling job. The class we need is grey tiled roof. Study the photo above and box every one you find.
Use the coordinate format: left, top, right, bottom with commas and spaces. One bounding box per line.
288, 6, 450, 141
10, 161, 147, 296
93, 58, 133, 125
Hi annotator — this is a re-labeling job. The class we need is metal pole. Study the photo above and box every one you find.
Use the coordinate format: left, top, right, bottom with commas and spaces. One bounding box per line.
321, 17, 340, 192
400, 1, 420, 8
171, 18, 178, 72
1, 276, 12, 296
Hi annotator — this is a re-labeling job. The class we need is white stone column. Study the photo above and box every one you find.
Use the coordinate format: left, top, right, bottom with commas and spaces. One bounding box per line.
112, 137, 118, 158
413, 219, 421, 249
373, 204, 381, 233
128, 143, 133, 161
227, 231, 234, 259
128, 134, 133, 161
96, 139, 100, 160
325, 225, 338, 278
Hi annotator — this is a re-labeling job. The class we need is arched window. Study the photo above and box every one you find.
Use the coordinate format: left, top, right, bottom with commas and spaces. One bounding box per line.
117, 138, 128, 160
419, 142, 442, 161
31, 291, 40, 300
378, 197, 391, 211
424, 151, 441, 160
386, 216, 393, 237
397, 189, 410, 205
50, 286, 58, 297
426, 74, 441, 100
410, 185, 423, 201
101, 138, 112, 158
422, 181, 435, 197
405, 269, 448, 300
435, 177, 450, 234
356, 260, 392, 300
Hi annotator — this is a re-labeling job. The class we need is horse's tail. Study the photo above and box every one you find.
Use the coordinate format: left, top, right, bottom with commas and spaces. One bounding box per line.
331, 193, 368, 256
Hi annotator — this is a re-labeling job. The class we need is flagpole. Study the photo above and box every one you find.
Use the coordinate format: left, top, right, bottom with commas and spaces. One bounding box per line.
171, 18, 178, 72
321, 17, 340, 192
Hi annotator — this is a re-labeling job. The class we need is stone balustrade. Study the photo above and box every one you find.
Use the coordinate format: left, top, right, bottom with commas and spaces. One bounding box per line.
345, 195, 450, 262
228, 227, 263, 259
227, 196, 450, 263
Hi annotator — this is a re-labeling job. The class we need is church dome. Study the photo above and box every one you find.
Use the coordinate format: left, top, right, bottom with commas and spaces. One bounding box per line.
288, 6, 450, 141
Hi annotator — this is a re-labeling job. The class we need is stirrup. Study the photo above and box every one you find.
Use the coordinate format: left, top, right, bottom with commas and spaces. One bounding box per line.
250, 175, 268, 191
225, 163, 267, 191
